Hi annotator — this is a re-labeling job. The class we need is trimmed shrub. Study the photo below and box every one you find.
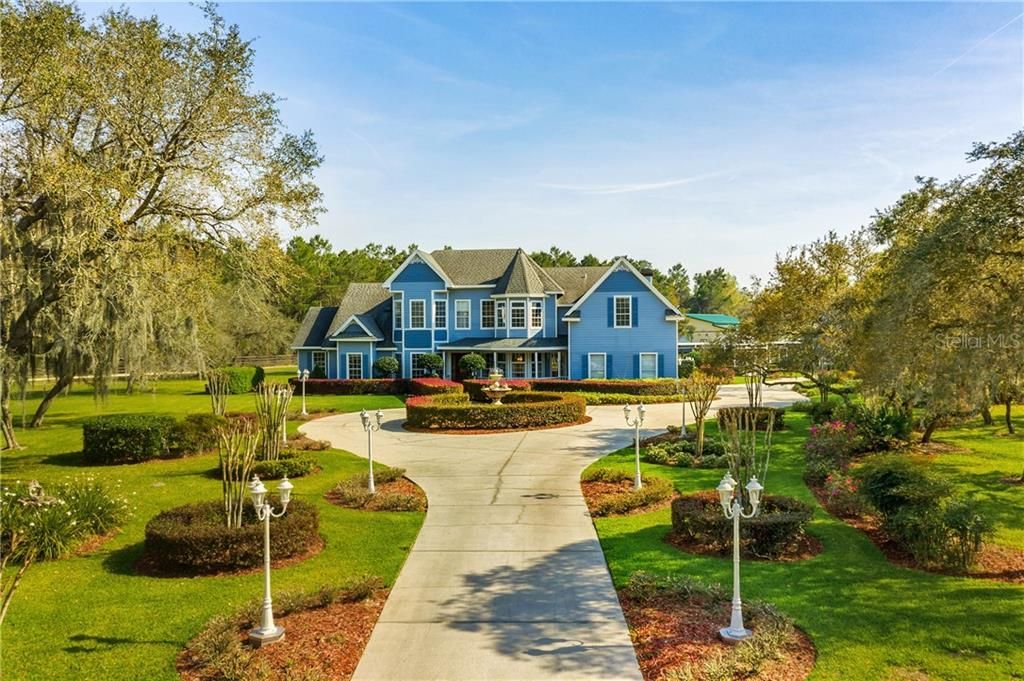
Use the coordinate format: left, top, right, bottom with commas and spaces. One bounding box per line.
288, 378, 407, 395
328, 468, 425, 512
803, 420, 859, 485
458, 353, 488, 378
463, 378, 532, 402
717, 407, 785, 431
408, 377, 463, 395
82, 414, 176, 464
853, 455, 952, 522
144, 499, 320, 572
789, 400, 814, 413
415, 353, 444, 377
671, 493, 814, 558
531, 378, 680, 396
372, 356, 400, 378
406, 392, 585, 430
209, 366, 264, 394
588, 475, 674, 517
169, 413, 227, 456
251, 451, 318, 479
573, 392, 684, 405
643, 439, 727, 468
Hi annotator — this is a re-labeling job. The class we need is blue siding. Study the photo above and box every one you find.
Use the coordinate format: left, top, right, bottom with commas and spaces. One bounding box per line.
448, 290, 492, 342
340, 342, 374, 379
404, 330, 432, 348
568, 270, 678, 380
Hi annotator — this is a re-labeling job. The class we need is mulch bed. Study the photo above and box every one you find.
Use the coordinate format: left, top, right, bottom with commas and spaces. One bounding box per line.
134, 536, 325, 579
664, 530, 823, 563
402, 416, 592, 435
619, 590, 815, 681
178, 590, 388, 681
324, 477, 428, 511
810, 485, 1024, 584
581, 478, 678, 516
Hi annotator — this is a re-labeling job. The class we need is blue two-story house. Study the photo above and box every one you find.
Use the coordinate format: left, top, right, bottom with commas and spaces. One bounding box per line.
291, 248, 684, 381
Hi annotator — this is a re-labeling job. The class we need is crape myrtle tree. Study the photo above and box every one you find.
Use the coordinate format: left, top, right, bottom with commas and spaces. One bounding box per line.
0, 1, 322, 447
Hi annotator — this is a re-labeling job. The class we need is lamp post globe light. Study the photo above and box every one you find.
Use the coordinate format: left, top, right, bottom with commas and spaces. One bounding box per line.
716, 472, 764, 643
623, 403, 646, 491
247, 475, 294, 647
360, 408, 385, 494
298, 368, 310, 416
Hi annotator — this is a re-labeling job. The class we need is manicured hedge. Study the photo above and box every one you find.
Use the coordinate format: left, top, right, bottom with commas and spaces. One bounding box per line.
716, 407, 786, 431
574, 392, 684, 405
169, 413, 227, 456
288, 378, 407, 395
531, 378, 680, 396
670, 493, 813, 559
144, 499, 320, 573
408, 377, 464, 395
209, 366, 265, 394
405, 392, 585, 430
82, 414, 176, 464
463, 378, 532, 402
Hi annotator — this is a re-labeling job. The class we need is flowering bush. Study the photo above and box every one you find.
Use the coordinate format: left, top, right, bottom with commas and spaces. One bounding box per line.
408, 377, 463, 395
822, 473, 865, 518
804, 420, 859, 484
1, 478, 131, 624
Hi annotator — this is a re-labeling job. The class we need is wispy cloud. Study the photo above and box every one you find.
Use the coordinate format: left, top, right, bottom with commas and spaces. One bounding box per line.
539, 170, 731, 195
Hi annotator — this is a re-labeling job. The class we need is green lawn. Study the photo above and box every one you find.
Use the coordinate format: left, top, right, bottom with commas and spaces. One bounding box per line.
0, 369, 418, 681
586, 411, 1024, 681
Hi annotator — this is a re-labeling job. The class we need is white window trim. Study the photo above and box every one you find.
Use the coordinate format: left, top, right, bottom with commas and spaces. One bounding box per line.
409, 352, 427, 378
588, 352, 607, 379
409, 299, 426, 329
347, 352, 364, 379
312, 351, 327, 373
454, 299, 471, 330
433, 299, 447, 328
613, 295, 632, 328
639, 352, 658, 379
530, 300, 543, 329
480, 299, 495, 329
510, 301, 526, 329
392, 294, 403, 330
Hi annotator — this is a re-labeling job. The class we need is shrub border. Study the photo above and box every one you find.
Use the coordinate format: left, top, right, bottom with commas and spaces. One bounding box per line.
405, 392, 587, 432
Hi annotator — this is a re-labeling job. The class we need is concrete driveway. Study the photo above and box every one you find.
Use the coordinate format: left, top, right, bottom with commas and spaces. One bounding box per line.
300, 384, 801, 681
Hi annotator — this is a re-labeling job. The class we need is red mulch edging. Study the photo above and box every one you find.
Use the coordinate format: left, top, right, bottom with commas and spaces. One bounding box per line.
581, 479, 678, 517
810, 485, 1024, 584
178, 591, 388, 681
664, 530, 823, 563
324, 478, 427, 512
402, 415, 592, 435
619, 591, 815, 681
135, 537, 325, 579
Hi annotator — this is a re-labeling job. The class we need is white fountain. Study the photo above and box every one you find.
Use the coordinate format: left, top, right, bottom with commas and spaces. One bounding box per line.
480, 368, 512, 405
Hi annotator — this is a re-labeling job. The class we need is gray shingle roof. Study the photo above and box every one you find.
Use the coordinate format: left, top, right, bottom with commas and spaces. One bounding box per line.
429, 248, 562, 292
543, 266, 611, 305
292, 307, 339, 348
326, 283, 391, 339
437, 336, 569, 351
495, 249, 555, 295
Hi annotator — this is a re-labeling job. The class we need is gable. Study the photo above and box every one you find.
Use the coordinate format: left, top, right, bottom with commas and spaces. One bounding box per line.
392, 261, 446, 285
562, 258, 682, 319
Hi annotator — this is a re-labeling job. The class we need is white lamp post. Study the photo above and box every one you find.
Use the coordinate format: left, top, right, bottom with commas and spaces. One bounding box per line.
298, 368, 309, 416
360, 408, 384, 494
716, 472, 764, 643
623, 403, 646, 490
248, 475, 294, 647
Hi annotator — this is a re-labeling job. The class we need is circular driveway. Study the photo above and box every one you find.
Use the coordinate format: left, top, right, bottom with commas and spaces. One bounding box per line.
300, 384, 802, 681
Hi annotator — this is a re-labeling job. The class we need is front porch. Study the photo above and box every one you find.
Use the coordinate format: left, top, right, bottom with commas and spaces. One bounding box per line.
438, 337, 569, 380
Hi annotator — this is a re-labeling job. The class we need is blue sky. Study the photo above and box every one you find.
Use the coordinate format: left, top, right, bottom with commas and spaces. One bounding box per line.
82, 2, 1023, 283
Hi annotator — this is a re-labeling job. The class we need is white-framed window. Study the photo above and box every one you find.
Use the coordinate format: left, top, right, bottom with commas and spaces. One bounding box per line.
614, 295, 632, 328
510, 353, 527, 378
588, 352, 607, 379
347, 353, 363, 379
481, 300, 496, 329
510, 301, 526, 329
410, 352, 428, 378
433, 299, 447, 328
312, 351, 327, 374
530, 300, 543, 329
455, 299, 471, 329
531, 353, 544, 377
393, 294, 403, 329
639, 352, 658, 379
496, 301, 507, 328
551, 352, 562, 378
410, 300, 426, 329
